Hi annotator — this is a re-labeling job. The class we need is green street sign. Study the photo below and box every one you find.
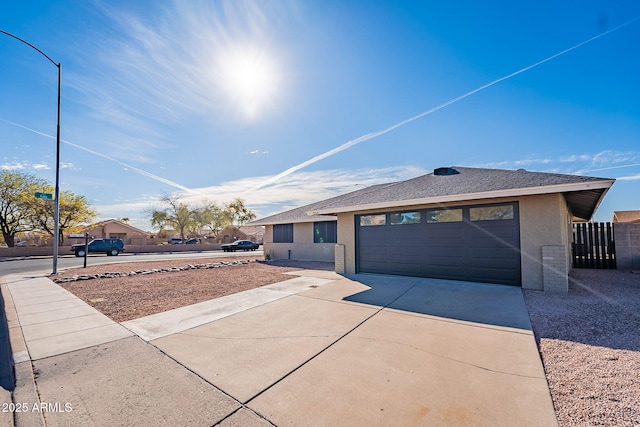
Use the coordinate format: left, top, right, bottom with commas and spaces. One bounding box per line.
34, 192, 53, 200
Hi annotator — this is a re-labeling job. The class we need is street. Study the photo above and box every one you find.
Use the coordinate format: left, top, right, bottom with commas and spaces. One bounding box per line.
0, 250, 263, 276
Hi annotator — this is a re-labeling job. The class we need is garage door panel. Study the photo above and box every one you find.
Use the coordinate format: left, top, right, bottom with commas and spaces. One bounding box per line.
468, 228, 517, 240
385, 251, 423, 261
357, 203, 521, 286
427, 227, 465, 239
425, 265, 467, 281
424, 236, 465, 245
468, 247, 519, 259
388, 262, 424, 275
425, 247, 465, 259
469, 221, 517, 239
359, 261, 388, 273
359, 247, 387, 258
387, 240, 424, 250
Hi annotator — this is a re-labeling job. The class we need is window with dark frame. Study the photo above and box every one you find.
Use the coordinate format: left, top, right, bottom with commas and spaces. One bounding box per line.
390, 211, 421, 225
470, 205, 514, 221
273, 223, 293, 243
359, 214, 386, 226
426, 208, 463, 223
314, 221, 337, 243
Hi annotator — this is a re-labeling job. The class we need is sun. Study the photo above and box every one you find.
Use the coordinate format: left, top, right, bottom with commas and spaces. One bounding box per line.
218, 46, 280, 119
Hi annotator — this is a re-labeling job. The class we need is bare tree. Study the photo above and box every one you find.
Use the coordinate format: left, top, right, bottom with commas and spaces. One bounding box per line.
147, 194, 196, 241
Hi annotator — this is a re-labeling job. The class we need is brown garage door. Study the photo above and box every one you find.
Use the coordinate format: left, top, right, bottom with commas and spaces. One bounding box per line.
356, 203, 521, 286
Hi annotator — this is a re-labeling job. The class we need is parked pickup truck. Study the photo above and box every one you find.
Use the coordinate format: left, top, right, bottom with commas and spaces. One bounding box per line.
71, 238, 125, 257
220, 240, 260, 252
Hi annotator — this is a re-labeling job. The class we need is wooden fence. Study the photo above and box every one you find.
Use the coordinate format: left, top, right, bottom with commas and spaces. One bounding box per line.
571, 222, 616, 269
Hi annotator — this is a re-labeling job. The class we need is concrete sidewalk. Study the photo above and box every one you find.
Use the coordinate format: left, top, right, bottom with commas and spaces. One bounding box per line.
1, 270, 558, 426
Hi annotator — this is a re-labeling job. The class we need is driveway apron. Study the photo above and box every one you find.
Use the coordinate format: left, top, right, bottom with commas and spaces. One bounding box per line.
153, 274, 557, 427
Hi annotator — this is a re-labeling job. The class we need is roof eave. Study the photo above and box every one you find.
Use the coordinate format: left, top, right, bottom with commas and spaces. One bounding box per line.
568, 184, 613, 222
249, 214, 336, 226
311, 180, 615, 215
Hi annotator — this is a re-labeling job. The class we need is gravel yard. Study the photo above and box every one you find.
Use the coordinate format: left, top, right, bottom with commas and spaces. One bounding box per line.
52, 258, 639, 426
523, 269, 640, 427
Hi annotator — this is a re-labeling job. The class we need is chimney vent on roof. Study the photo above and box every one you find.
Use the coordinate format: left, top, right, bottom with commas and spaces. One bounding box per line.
433, 167, 460, 176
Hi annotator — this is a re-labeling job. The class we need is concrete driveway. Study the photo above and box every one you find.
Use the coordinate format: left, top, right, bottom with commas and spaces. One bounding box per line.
2, 270, 557, 426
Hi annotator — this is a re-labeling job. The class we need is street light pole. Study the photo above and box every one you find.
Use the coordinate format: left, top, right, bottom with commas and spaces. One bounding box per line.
1, 29, 62, 274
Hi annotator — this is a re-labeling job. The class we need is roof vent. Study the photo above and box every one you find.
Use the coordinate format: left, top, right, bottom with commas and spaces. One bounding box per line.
433, 167, 460, 176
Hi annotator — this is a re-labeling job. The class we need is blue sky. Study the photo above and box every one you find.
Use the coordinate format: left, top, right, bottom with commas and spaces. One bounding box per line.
2, 1, 639, 231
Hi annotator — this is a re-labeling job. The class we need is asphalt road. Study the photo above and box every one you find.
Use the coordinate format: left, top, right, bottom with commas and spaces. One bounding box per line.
0, 250, 263, 276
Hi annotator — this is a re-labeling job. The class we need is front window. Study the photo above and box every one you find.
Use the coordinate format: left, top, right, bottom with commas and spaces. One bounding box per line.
273, 224, 293, 243
314, 221, 337, 243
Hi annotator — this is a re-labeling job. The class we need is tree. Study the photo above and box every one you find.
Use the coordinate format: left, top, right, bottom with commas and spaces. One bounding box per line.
147, 194, 197, 241
0, 171, 47, 247
194, 201, 231, 240
224, 198, 256, 239
25, 186, 97, 245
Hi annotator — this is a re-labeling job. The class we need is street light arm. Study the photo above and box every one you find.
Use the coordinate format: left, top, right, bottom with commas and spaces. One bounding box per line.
0, 29, 60, 68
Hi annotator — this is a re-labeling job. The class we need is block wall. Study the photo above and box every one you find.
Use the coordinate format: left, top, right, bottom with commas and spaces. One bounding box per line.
614, 223, 640, 270
542, 245, 568, 294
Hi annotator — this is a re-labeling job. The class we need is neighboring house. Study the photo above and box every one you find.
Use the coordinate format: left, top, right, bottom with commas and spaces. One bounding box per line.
77, 219, 152, 245
217, 226, 265, 244
612, 210, 640, 223
251, 166, 615, 292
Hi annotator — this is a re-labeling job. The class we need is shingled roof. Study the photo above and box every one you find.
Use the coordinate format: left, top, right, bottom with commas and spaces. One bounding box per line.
252, 167, 614, 224
251, 184, 389, 225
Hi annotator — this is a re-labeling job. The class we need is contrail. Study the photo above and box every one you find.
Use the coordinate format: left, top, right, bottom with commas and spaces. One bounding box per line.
247, 15, 640, 192
0, 118, 196, 193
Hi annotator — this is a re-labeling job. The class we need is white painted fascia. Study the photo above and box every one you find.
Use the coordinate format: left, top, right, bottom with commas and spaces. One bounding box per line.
250, 215, 336, 226
311, 180, 615, 215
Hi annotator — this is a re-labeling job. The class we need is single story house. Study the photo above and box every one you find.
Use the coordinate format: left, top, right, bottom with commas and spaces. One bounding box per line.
251, 167, 614, 293
79, 219, 151, 245
612, 210, 640, 223
217, 225, 265, 244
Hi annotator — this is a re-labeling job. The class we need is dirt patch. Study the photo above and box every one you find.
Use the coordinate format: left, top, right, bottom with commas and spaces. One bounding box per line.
54, 257, 332, 323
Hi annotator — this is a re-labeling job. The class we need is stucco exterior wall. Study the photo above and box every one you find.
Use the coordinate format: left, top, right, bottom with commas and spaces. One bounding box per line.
519, 193, 569, 290
263, 223, 335, 262
337, 212, 356, 274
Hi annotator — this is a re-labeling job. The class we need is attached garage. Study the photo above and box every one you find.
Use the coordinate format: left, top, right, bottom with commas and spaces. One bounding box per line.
356, 203, 521, 286
252, 167, 615, 292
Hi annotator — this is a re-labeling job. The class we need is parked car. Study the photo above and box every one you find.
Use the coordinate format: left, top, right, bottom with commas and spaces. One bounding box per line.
185, 238, 200, 244
220, 240, 260, 252
168, 238, 183, 244
71, 238, 125, 257
15, 241, 27, 247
